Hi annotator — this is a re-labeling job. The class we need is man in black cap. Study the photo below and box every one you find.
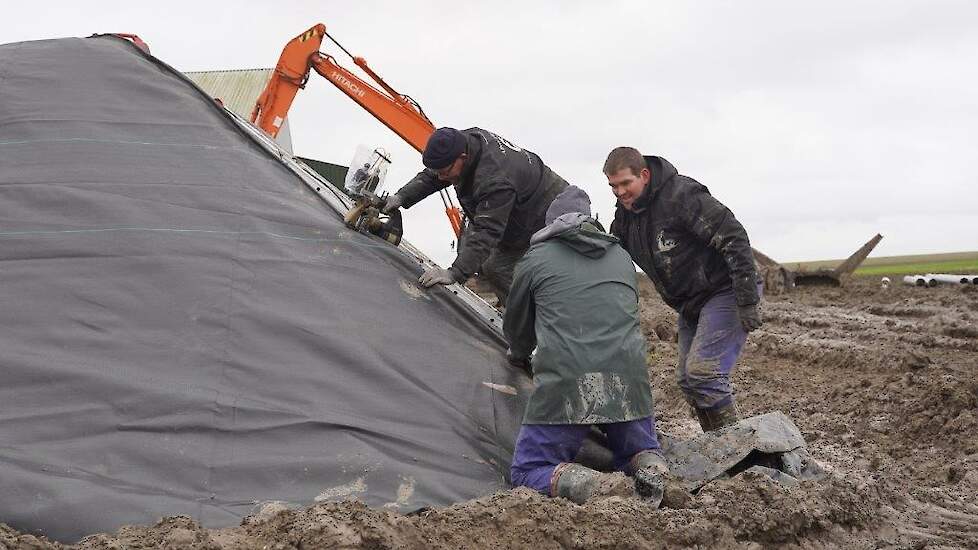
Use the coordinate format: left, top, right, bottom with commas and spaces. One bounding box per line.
383, 127, 568, 303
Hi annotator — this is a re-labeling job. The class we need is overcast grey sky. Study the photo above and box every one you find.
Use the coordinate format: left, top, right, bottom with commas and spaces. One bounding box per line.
6, 1, 977, 267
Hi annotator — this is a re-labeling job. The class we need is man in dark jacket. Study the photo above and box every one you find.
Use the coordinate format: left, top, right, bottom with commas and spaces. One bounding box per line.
606, 147, 762, 432
504, 186, 669, 505
383, 127, 568, 303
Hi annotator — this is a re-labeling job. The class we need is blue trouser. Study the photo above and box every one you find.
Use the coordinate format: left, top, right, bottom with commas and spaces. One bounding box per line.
510, 417, 660, 495
676, 286, 761, 410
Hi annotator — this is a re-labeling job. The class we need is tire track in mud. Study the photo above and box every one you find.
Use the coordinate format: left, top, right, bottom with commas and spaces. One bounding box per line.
638, 277, 978, 548
733, 280, 978, 549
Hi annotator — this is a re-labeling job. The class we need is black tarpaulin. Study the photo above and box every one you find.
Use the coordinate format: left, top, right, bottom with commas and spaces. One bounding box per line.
0, 35, 528, 542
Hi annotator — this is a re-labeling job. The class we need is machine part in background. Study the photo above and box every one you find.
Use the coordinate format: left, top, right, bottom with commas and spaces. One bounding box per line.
346, 200, 403, 246
792, 234, 883, 287
250, 23, 464, 239
753, 233, 884, 292
342, 147, 402, 246
752, 247, 794, 295
438, 186, 464, 238
345, 146, 391, 197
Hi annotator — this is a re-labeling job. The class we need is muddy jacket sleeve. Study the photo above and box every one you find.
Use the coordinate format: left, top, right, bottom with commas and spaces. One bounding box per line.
451, 182, 517, 278
680, 187, 760, 307
394, 169, 451, 208
502, 259, 536, 363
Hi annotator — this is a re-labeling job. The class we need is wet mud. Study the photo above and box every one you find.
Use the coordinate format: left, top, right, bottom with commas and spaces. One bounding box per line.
3, 277, 977, 549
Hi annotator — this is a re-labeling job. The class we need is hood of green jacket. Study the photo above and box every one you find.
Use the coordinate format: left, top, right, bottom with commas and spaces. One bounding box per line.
530, 212, 619, 258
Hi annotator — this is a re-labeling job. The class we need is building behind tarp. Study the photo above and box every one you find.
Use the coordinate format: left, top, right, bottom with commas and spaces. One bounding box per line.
185, 68, 294, 153
184, 70, 350, 191
0, 35, 527, 542
295, 155, 349, 190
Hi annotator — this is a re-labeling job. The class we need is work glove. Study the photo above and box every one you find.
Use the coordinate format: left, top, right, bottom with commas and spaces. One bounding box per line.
419, 266, 457, 288
381, 194, 404, 215
737, 303, 762, 332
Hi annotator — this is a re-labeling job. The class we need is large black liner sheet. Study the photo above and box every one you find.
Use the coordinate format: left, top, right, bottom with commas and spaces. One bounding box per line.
0, 35, 528, 542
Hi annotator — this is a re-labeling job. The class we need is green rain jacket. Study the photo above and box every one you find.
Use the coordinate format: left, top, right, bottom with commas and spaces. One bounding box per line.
503, 214, 654, 425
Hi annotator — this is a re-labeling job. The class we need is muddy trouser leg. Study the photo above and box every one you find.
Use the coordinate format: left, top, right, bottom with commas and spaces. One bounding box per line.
675, 289, 747, 411
598, 417, 662, 471
676, 313, 695, 400
601, 417, 668, 503
510, 424, 591, 495
480, 245, 528, 306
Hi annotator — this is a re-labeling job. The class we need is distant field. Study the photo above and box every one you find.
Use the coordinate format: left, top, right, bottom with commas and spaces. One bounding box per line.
784, 251, 978, 278
854, 259, 978, 277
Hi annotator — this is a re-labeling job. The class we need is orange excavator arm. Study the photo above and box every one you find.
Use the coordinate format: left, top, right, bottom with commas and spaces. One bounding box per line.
250, 25, 324, 139
251, 24, 463, 238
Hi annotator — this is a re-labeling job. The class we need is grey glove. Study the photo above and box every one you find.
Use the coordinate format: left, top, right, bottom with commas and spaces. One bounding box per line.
381, 194, 404, 214
419, 266, 457, 288
737, 303, 762, 332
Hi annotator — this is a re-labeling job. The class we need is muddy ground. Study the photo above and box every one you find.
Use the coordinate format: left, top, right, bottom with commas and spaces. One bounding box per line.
3, 277, 977, 549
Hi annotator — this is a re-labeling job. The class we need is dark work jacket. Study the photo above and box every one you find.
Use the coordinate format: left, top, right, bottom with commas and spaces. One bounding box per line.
610, 156, 760, 323
395, 128, 568, 280
504, 215, 653, 425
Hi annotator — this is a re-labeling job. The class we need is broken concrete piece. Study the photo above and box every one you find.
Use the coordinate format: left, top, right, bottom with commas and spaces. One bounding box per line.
659, 411, 819, 491
570, 412, 824, 495
743, 413, 807, 452
780, 448, 825, 480
741, 465, 801, 487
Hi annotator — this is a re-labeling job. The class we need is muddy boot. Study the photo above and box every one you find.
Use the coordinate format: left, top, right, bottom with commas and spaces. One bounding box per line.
626, 450, 669, 508
551, 463, 633, 504
694, 402, 741, 432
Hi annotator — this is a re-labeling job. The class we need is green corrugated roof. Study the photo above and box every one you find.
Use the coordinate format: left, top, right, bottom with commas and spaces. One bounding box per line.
185, 68, 293, 153
296, 156, 349, 191
184, 68, 274, 119
184, 70, 345, 189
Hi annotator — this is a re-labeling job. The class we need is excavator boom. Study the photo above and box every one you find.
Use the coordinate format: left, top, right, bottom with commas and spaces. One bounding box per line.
251, 23, 461, 238
309, 56, 433, 153
250, 25, 326, 138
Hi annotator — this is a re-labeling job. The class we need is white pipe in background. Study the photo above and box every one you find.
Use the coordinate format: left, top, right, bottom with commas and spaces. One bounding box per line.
903, 275, 928, 287
926, 273, 975, 285
902, 274, 978, 287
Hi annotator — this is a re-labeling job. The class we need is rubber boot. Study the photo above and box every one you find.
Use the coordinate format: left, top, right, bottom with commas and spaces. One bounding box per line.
626, 450, 669, 508
694, 402, 741, 432
550, 463, 633, 504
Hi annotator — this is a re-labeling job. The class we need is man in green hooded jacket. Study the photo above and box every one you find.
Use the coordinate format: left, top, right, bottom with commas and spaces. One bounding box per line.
504, 186, 668, 505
